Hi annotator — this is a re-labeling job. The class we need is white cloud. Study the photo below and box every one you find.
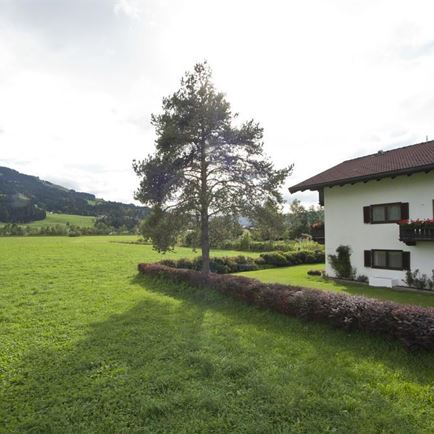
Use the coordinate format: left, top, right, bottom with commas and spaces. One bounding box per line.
1, 0, 434, 206
114, 0, 141, 19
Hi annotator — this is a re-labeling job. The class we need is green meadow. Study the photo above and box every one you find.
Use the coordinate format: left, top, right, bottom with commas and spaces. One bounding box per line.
0, 212, 95, 228
25, 212, 94, 227
0, 236, 433, 433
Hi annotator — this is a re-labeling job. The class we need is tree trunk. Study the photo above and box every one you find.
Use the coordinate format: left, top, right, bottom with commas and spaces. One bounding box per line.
201, 212, 210, 274
200, 136, 210, 274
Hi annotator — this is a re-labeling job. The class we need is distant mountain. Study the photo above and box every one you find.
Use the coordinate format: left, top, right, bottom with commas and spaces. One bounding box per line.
0, 166, 149, 227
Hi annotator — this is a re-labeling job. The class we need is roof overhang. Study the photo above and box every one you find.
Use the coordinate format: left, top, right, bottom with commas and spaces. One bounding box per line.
289, 164, 434, 193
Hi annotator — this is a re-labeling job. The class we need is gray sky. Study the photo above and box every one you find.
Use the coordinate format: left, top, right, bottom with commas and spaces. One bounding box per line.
1, 0, 434, 206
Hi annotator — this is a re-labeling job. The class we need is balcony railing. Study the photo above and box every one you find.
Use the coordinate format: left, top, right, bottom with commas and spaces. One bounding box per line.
399, 225, 434, 245
311, 226, 325, 244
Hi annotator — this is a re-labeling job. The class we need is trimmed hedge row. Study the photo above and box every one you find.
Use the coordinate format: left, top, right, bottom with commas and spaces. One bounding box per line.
221, 239, 324, 252
137, 263, 434, 350
160, 255, 259, 274
159, 250, 325, 274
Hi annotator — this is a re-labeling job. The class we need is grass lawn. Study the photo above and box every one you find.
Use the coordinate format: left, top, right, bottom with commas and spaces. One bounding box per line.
0, 236, 433, 433
236, 264, 434, 308
25, 212, 95, 228
0, 212, 95, 228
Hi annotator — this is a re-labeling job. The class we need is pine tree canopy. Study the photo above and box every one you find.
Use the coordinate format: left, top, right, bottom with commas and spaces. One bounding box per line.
133, 62, 292, 272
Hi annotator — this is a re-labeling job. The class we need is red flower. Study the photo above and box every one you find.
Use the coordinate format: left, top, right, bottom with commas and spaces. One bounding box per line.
399, 218, 434, 228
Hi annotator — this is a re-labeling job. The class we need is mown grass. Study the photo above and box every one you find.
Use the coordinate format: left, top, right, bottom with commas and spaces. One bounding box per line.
237, 264, 434, 307
0, 236, 433, 433
0, 212, 95, 228
25, 212, 95, 227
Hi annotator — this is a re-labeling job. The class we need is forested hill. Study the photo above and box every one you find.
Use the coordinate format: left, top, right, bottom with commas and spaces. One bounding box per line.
0, 166, 149, 226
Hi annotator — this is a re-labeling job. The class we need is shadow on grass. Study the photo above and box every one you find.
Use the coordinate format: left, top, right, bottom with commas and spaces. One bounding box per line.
2, 275, 434, 432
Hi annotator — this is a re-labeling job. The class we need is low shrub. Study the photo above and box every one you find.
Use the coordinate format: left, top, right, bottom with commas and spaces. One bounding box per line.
137, 263, 434, 351
328, 245, 356, 280
259, 250, 325, 268
239, 231, 252, 251
220, 239, 324, 253
259, 252, 288, 266
158, 250, 325, 274
356, 275, 369, 284
159, 255, 260, 274
404, 269, 434, 291
307, 269, 322, 276
160, 259, 177, 268
177, 258, 195, 270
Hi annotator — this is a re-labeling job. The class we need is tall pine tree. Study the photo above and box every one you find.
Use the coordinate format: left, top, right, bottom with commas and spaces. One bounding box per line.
134, 62, 292, 273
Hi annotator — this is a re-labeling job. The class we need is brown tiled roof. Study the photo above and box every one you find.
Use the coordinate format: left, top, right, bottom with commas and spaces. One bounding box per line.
289, 140, 434, 192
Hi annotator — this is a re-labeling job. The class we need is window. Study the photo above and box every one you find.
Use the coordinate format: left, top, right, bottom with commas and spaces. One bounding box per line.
387, 204, 402, 221
364, 249, 410, 270
372, 205, 386, 222
373, 250, 387, 268
371, 203, 402, 223
363, 202, 409, 224
388, 251, 403, 269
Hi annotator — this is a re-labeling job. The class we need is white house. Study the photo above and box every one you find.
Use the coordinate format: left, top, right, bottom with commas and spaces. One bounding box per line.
289, 140, 434, 288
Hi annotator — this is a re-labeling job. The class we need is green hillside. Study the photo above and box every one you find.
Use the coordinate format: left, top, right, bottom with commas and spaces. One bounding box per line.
0, 166, 149, 227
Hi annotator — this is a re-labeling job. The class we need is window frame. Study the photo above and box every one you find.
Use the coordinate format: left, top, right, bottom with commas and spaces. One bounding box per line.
371, 249, 405, 271
370, 202, 402, 224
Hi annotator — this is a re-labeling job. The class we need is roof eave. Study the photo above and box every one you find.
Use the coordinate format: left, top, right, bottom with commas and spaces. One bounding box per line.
288, 164, 434, 194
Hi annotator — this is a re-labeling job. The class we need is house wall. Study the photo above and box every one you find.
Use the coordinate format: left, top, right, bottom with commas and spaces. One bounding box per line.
324, 171, 434, 284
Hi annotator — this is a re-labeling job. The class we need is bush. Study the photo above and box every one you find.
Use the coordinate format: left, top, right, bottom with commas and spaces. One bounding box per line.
239, 231, 252, 251
160, 259, 178, 268
137, 263, 434, 351
404, 270, 414, 287
160, 255, 260, 274
221, 239, 324, 253
259, 250, 325, 268
307, 270, 322, 276
157, 250, 325, 275
259, 252, 288, 266
404, 269, 434, 290
356, 275, 369, 283
237, 263, 259, 272
328, 245, 356, 280
176, 258, 195, 270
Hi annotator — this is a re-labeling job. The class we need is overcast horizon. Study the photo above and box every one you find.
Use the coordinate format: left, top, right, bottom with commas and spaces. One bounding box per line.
1, 0, 434, 207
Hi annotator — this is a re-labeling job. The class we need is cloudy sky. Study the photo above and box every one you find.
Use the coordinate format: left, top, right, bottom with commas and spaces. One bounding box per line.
1, 0, 434, 206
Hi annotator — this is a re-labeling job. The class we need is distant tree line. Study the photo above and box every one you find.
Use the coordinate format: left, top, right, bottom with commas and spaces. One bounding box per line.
162, 199, 323, 251
0, 221, 136, 237
286, 199, 324, 239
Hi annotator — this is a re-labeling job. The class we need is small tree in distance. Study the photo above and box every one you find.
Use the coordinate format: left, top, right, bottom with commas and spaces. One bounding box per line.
133, 62, 292, 273
250, 198, 287, 241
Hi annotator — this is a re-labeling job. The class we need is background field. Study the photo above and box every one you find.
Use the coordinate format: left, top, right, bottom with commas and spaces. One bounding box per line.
0, 212, 96, 228
0, 236, 433, 433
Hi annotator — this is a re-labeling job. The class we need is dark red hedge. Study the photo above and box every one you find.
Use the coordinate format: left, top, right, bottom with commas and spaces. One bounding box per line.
138, 263, 434, 350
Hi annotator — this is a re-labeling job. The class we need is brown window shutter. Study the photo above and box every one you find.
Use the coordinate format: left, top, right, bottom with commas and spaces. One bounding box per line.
364, 250, 372, 267
402, 252, 411, 270
400, 202, 409, 220
363, 206, 371, 223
